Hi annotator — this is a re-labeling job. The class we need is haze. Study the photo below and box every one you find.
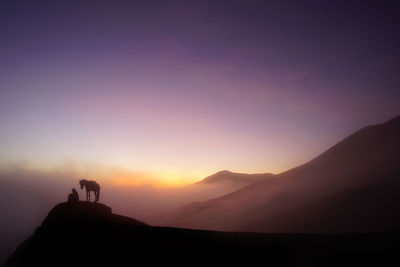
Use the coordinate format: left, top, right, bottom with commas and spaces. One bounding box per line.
1, 1, 400, 185
2, 1, 400, 264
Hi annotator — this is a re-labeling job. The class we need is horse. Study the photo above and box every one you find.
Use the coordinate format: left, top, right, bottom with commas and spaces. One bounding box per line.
79, 179, 100, 203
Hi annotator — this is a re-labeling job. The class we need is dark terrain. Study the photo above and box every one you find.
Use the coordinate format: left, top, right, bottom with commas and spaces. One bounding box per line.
6, 201, 400, 266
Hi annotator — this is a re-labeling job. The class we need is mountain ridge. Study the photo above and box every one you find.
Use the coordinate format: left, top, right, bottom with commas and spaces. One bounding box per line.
196, 170, 275, 185
168, 114, 400, 232
6, 201, 400, 266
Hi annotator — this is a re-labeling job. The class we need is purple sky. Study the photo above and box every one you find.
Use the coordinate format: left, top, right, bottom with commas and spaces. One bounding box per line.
1, 0, 400, 184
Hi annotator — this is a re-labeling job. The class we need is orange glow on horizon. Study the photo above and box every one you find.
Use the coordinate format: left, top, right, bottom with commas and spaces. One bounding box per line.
110, 176, 195, 188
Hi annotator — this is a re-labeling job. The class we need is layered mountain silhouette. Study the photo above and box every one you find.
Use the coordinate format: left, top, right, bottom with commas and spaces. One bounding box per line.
6, 201, 400, 266
168, 115, 400, 232
196, 170, 275, 186
6, 115, 400, 266
151, 170, 275, 224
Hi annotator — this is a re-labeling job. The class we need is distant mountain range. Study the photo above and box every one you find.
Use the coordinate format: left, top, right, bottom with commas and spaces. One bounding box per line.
196, 170, 274, 186
168, 115, 400, 233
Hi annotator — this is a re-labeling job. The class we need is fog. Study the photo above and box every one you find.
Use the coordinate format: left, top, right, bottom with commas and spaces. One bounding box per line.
0, 165, 246, 264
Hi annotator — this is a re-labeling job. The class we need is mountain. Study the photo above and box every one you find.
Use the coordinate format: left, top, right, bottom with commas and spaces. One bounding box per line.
196, 170, 275, 186
151, 170, 275, 225
37, 201, 147, 228
168, 115, 400, 232
6, 201, 400, 266
0, 169, 274, 260
244, 185, 400, 233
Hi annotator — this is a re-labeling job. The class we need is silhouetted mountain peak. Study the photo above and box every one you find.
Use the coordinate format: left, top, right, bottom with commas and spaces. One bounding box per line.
36, 201, 147, 234
197, 170, 274, 185
218, 170, 233, 174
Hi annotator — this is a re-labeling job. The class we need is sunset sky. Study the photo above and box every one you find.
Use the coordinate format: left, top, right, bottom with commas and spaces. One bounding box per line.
1, 1, 400, 185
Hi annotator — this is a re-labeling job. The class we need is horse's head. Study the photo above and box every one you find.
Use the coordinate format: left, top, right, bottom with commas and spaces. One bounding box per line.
79, 179, 85, 189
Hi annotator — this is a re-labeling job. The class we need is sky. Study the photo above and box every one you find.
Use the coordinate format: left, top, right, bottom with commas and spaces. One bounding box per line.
1, 0, 400, 185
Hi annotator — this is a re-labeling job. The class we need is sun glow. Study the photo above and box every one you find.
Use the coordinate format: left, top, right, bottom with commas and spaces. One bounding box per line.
110, 176, 192, 188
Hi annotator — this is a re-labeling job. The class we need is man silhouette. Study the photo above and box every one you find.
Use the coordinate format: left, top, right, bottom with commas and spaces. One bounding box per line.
68, 188, 79, 202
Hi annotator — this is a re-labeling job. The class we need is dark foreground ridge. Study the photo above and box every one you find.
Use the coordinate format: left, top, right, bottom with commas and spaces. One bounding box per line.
6, 202, 400, 266
37, 201, 147, 230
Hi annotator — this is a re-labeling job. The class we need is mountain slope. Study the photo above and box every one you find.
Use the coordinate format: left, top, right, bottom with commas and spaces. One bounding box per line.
38, 201, 147, 228
243, 185, 400, 233
196, 170, 274, 186
6, 201, 400, 266
168, 115, 400, 232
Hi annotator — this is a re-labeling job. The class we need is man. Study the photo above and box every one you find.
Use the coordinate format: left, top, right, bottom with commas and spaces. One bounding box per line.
68, 188, 79, 202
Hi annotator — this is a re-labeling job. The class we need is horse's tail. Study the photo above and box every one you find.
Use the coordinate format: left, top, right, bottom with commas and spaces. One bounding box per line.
95, 186, 100, 203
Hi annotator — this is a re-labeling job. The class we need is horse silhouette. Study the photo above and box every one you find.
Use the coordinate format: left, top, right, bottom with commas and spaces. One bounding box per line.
79, 179, 100, 203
